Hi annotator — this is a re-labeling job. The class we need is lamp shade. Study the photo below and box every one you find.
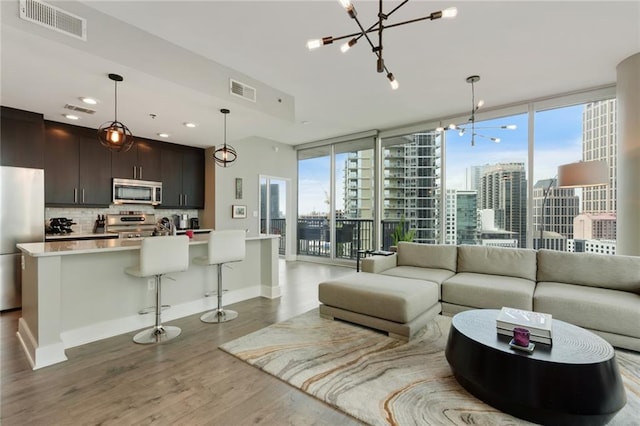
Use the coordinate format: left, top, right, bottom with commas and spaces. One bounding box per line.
557, 160, 608, 187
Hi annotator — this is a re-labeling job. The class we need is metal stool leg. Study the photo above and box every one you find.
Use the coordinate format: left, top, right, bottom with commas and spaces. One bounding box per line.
200, 263, 238, 323
134, 274, 181, 344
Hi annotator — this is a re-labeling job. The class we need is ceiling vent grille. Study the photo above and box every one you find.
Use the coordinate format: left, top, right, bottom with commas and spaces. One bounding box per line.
19, 0, 87, 41
64, 104, 96, 115
230, 79, 256, 103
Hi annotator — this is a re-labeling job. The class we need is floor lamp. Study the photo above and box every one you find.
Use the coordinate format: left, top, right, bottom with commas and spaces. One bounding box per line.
538, 160, 609, 250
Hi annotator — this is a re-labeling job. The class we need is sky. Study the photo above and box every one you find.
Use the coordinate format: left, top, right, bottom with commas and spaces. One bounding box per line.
298, 104, 586, 215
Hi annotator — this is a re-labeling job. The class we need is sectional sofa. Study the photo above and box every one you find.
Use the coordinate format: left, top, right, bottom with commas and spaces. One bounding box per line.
318, 242, 640, 352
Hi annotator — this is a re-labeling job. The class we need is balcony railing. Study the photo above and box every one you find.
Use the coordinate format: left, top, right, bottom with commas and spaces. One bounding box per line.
297, 218, 375, 260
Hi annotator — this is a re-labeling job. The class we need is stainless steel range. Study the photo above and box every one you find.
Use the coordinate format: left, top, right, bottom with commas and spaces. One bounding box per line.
106, 212, 156, 239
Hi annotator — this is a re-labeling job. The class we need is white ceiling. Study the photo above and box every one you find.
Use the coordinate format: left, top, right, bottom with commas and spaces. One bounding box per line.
1, 1, 639, 149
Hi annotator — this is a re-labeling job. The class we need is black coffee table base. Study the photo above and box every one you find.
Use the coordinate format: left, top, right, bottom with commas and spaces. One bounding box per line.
445, 310, 626, 426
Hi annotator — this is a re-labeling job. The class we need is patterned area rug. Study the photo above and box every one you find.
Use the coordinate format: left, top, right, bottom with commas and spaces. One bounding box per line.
220, 310, 640, 425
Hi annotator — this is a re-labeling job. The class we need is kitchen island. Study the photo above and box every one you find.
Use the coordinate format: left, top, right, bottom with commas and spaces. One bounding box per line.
16, 234, 280, 369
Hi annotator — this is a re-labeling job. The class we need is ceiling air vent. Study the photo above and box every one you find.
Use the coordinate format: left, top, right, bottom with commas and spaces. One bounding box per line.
64, 104, 96, 115
230, 79, 256, 103
19, 0, 87, 41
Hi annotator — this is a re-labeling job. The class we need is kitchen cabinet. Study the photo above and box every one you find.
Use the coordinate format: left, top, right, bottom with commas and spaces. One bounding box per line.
161, 145, 204, 208
111, 138, 161, 182
1, 106, 45, 168
44, 121, 112, 206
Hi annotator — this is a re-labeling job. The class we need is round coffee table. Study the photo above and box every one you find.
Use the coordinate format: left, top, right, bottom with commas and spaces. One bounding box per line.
445, 309, 626, 426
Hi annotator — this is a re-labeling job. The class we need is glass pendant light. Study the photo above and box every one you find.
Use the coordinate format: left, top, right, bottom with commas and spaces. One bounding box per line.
97, 73, 134, 152
213, 108, 237, 167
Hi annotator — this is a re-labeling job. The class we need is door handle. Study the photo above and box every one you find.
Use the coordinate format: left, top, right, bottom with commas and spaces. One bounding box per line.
184, 194, 187, 206
138, 166, 143, 180
133, 166, 137, 179
82, 189, 85, 203
74, 188, 78, 203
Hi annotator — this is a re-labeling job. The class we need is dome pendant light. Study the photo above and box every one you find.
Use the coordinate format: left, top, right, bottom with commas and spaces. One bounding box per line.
97, 73, 134, 152
213, 108, 237, 167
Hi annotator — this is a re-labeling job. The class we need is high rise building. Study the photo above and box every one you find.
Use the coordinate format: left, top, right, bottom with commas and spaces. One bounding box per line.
343, 150, 374, 219
582, 99, 617, 214
480, 162, 527, 248
446, 189, 478, 245
382, 133, 440, 244
532, 178, 580, 248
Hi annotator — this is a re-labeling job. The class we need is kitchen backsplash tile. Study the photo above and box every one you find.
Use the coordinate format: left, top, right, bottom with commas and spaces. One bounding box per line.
46, 206, 199, 234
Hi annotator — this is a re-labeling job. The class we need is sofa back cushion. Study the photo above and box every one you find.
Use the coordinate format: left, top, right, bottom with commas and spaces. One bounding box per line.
537, 249, 640, 293
397, 242, 457, 272
457, 245, 537, 281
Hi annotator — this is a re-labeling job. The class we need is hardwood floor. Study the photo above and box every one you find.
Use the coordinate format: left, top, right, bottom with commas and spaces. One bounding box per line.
0, 260, 362, 425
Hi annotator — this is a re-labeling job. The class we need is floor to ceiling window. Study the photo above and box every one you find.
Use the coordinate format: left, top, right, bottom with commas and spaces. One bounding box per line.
297, 147, 331, 258
260, 176, 289, 256
381, 131, 441, 249
297, 137, 376, 261
533, 98, 617, 254
295, 87, 618, 263
444, 113, 528, 248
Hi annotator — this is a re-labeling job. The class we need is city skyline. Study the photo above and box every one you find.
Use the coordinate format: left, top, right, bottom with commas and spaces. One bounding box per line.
299, 103, 590, 216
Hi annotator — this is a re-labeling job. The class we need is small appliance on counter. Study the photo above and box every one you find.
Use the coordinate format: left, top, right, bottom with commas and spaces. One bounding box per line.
47, 217, 76, 234
179, 214, 189, 230
189, 217, 199, 229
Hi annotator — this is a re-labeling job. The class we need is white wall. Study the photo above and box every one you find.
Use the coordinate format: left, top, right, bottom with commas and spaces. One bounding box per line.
213, 137, 297, 237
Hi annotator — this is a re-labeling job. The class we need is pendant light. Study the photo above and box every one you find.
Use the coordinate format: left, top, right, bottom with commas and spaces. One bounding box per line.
437, 75, 517, 146
213, 108, 237, 167
98, 73, 134, 152
306, 0, 457, 89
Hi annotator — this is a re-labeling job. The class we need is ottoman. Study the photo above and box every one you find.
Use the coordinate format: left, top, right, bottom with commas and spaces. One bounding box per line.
318, 272, 441, 341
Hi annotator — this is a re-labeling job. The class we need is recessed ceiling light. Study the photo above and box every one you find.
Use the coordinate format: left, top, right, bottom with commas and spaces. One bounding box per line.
79, 97, 97, 105
64, 114, 79, 120
157, 133, 170, 138
184, 122, 197, 128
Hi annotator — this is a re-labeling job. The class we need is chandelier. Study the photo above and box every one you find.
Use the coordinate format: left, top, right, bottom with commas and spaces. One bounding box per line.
306, 0, 457, 90
97, 73, 134, 152
438, 75, 516, 146
213, 108, 237, 167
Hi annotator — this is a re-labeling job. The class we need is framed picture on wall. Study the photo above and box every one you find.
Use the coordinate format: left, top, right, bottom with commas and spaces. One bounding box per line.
235, 178, 243, 200
232, 204, 247, 219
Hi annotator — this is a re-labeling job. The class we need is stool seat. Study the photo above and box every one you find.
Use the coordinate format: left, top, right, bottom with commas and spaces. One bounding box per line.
126, 235, 189, 344
197, 230, 246, 323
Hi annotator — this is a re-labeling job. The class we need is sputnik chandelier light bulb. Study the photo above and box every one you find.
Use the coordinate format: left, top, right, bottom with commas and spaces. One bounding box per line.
437, 75, 517, 146
97, 73, 134, 152
213, 108, 237, 167
306, 0, 457, 90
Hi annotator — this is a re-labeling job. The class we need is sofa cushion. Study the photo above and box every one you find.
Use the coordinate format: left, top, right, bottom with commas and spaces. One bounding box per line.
397, 242, 457, 272
318, 272, 439, 324
537, 249, 640, 294
534, 281, 640, 338
457, 245, 537, 281
442, 272, 535, 311
381, 266, 455, 298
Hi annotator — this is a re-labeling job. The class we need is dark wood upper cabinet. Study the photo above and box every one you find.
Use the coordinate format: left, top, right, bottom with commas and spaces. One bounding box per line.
44, 121, 111, 206
111, 138, 161, 182
182, 148, 204, 208
1, 106, 45, 169
160, 145, 204, 209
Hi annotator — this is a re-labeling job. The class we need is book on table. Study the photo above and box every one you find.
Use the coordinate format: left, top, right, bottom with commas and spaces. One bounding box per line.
496, 307, 553, 339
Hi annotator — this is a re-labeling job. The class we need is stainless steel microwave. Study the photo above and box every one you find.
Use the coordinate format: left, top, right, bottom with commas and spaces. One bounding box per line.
112, 178, 162, 205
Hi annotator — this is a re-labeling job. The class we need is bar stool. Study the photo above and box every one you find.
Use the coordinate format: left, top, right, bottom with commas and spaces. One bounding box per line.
125, 235, 190, 344
194, 230, 246, 323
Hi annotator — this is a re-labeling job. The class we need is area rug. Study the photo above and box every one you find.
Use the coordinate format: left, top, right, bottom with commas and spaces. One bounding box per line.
219, 310, 640, 425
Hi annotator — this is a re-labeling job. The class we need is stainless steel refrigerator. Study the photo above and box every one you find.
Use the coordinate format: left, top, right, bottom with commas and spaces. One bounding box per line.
0, 166, 44, 311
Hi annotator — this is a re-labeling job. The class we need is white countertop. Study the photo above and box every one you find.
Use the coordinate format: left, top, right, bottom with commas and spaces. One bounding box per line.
18, 234, 279, 257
